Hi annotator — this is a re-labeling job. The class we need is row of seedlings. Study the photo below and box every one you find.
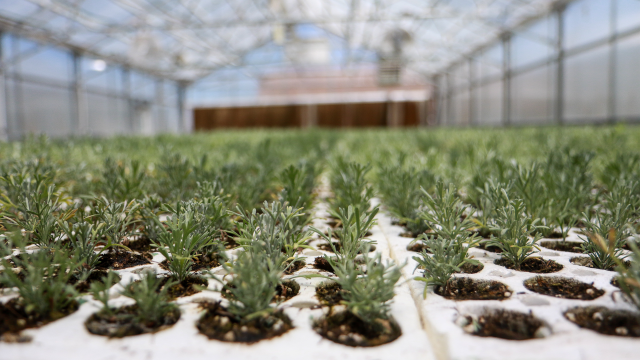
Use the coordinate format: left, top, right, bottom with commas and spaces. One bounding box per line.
375, 148, 640, 343
308, 159, 404, 346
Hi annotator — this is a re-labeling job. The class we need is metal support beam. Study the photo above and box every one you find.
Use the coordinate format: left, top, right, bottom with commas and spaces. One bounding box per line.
0, 31, 8, 141
71, 52, 88, 136
502, 34, 511, 126
177, 82, 187, 133
123, 67, 135, 133
554, 4, 565, 125
155, 79, 164, 133
607, 0, 617, 123
469, 58, 475, 126
446, 72, 453, 126
11, 36, 24, 140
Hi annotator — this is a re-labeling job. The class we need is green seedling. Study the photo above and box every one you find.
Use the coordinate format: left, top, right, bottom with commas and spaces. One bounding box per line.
311, 205, 378, 269
488, 195, 544, 270
121, 270, 178, 325
212, 248, 283, 320
95, 197, 140, 251
330, 160, 374, 215
324, 249, 403, 328
89, 271, 120, 316
413, 235, 480, 298
233, 200, 312, 272
152, 201, 219, 282
0, 247, 80, 319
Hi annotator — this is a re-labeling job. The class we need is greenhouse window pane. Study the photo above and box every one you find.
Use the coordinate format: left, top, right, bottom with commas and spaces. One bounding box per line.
19, 47, 72, 84
615, 33, 640, 119
87, 93, 128, 136
477, 43, 503, 81
564, 45, 609, 122
21, 82, 72, 137
616, 0, 640, 34
564, 0, 611, 50
477, 80, 503, 126
512, 17, 556, 69
512, 65, 554, 124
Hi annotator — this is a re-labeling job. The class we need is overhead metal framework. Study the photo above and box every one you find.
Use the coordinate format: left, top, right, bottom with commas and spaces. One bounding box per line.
0, 0, 563, 83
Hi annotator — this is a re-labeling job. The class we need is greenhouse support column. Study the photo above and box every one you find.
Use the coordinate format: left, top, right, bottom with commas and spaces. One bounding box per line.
155, 79, 164, 133
446, 72, 453, 126
71, 52, 88, 136
0, 31, 8, 141
555, 5, 565, 125
607, 0, 618, 123
177, 83, 186, 133
469, 58, 476, 126
123, 68, 134, 132
502, 34, 511, 126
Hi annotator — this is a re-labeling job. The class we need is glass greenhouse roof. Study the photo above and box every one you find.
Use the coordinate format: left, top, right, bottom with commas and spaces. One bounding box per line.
0, 0, 560, 82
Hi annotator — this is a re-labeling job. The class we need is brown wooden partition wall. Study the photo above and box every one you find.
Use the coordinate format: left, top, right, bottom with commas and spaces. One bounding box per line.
193, 101, 422, 130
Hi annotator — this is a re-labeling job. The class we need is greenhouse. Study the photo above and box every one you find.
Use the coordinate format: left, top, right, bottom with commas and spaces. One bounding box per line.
0, 1, 639, 360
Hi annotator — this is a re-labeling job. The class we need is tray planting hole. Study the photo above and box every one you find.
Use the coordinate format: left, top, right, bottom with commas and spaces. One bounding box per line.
524, 276, 604, 300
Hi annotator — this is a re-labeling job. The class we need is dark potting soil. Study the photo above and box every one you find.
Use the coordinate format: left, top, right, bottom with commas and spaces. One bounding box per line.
222, 280, 300, 303
95, 251, 151, 270
539, 241, 583, 253
495, 257, 563, 273
221, 230, 240, 249
415, 262, 483, 274
459, 262, 484, 274
535, 230, 564, 239
283, 258, 306, 275
122, 237, 152, 252
317, 242, 376, 253
464, 309, 546, 340
569, 256, 629, 271
160, 255, 221, 273
197, 301, 293, 343
274, 280, 300, 303
85, 305, 180, 338
471, 227, 494, 239
0, 298, 78, 341
313, 311, 401, 347
313, 257, 335, 273
68, 270, 122, 293
435, 277, 511, 300
315, 282, 345, 305
564, 306, 640, 337
159, 275, 208, 299
406, 242, 431, 253
478, 241, 502, 253
611, 276, 620, 288
524, 276, 604, 300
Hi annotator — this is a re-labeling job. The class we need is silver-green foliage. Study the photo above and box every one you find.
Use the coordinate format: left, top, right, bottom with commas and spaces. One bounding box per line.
413, 235, 479, 298
121, 271, 178, 324
488, 194, 543, 270
328, 249, 403, 324
311, 205, 378, 268
59, 220, 106, 275
95, 197, 140, 249
617, 241, 640, 310
233, 200, 312, 271
580, 204, 633, 270
215, 248, 283, 319
89, 271, 120, 316
152, 201, 219, 282
419, 181, 476, 242
330, 160, 374, 215
0, 248, 79, 318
